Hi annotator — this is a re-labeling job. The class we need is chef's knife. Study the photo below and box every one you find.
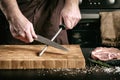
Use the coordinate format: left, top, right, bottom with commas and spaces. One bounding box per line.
35, 34, 68, 51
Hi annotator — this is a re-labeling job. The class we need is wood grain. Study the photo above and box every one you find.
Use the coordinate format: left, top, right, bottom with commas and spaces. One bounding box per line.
0, 45, 85, 69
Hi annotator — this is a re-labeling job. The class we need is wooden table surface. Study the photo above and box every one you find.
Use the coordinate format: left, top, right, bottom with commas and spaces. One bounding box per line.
0, 45, 85, 69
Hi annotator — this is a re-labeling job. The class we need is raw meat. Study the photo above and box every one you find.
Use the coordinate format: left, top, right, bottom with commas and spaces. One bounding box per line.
91, 47, 120, 61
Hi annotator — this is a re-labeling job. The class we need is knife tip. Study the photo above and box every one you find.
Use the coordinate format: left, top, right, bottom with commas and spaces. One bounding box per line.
64, 48, 69, 51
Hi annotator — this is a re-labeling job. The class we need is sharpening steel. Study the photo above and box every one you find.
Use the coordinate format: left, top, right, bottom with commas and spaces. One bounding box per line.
39, 24, 67, 56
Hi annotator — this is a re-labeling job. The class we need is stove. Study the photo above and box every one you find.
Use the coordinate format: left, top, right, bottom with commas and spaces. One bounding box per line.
67, 19, 101, 47
67, 0, 120, 47
80, 0, 120, 9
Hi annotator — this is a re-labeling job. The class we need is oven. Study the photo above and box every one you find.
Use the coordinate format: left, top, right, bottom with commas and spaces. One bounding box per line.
67, 0, 120, 47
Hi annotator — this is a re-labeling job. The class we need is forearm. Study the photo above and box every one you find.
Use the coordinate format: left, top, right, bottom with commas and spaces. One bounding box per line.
0, 0, 37, 43
0, 0, 22, 20
65, 0, 79, 7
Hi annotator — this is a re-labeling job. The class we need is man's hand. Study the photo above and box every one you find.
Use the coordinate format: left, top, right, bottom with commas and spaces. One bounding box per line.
9, 14, 37, 43
0, 0, 37, 43
60, 0, 81, 29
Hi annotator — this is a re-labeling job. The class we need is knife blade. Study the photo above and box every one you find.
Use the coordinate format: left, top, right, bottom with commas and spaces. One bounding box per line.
35, 34, 68, 51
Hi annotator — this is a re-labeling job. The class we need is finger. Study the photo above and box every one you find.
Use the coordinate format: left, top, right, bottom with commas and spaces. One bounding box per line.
9, 25, 17, 37
14, 31, 28, 43
17, 30, 26, 38
76, 19, 80, 25
30, 25, 37, 39
25, 27, 34, 43
16, 36, 28, 43
73, 18, 80, 27
71, 18, 76, 29
10, 25, 26, 38
63, 16, 72, 29
70, 17, 80, 29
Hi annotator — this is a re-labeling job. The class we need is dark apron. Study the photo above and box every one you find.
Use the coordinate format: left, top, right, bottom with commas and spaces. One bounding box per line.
0, 0, 68, 44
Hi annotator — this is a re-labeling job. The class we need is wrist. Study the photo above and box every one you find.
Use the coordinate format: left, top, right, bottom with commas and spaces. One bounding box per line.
65, 0, 79, 7
7, 9, 23, 21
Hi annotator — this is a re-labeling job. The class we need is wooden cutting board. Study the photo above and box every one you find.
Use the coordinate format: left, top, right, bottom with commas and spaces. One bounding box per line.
0, 45, 85, 69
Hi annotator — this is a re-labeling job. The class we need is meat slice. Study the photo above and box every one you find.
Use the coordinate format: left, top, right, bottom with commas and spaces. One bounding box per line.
91, 47, 120, 61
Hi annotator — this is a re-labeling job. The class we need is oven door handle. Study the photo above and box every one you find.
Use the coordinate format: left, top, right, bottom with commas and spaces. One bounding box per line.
81, 13, 100, 19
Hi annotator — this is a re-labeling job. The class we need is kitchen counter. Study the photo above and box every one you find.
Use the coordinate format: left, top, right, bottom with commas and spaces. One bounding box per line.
0, 47, 120, 80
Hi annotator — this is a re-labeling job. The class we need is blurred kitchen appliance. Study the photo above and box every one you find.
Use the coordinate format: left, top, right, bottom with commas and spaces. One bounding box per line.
67, 0, 120, 47
79, 0, 120, 9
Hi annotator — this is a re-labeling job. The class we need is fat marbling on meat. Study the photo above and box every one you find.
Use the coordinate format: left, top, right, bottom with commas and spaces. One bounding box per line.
91, 47, 120, 61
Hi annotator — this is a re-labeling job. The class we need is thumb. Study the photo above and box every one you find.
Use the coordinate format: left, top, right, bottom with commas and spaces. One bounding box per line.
30, 24, 37, 39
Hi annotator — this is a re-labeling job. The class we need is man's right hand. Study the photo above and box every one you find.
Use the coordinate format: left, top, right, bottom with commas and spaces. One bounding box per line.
0, 0, 37, 43
8, 14, 37, 43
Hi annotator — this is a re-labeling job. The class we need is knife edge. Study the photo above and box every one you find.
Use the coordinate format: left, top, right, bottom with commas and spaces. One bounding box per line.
35, 35, 68, 51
